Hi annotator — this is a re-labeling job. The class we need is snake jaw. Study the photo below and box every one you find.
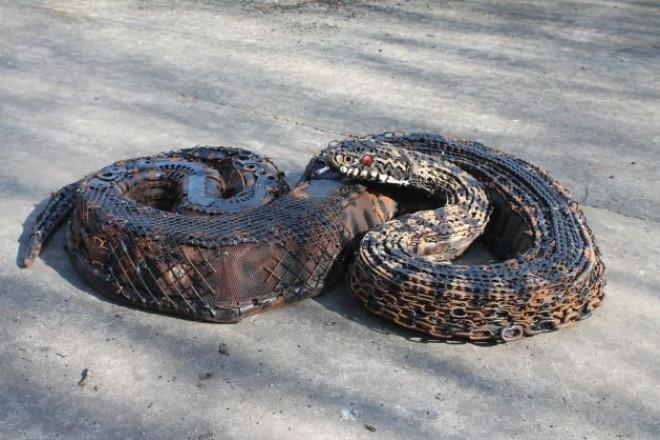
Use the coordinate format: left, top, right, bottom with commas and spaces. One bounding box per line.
338, 165, 411, 187
383, 175, 409, 186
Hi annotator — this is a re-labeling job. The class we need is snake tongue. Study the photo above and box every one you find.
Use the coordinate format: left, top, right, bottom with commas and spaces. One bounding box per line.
312, 164, 343, 180
313, 166, 330, 176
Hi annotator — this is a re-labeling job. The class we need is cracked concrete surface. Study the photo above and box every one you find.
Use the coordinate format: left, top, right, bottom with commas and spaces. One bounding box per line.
1, 1, 659, 439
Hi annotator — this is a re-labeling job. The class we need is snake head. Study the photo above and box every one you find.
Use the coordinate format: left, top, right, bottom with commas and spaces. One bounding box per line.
325, 139, 411, 185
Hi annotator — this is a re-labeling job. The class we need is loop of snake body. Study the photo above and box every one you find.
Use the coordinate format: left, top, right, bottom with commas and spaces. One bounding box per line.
21, 146, 398, 322
20, 133, 606, 342
324, 133, 605, 341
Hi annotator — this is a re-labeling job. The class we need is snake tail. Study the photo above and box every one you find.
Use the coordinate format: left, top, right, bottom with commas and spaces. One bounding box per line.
21, 181, 79, 267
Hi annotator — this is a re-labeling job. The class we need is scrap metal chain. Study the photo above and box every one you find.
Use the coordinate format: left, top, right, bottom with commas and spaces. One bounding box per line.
323, 133, 605, 342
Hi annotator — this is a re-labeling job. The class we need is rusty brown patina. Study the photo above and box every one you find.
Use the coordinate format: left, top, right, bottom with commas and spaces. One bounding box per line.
20, 145, 400, 322
20, 133, 606, 342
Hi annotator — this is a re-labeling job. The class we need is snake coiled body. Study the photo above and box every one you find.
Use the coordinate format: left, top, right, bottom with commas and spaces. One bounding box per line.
21, 146, 398, 322
325, 133, 606, 342
21, 133, 606, 342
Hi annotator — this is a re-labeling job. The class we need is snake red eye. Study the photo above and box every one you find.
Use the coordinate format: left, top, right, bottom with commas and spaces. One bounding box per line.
360, 154, 374, 166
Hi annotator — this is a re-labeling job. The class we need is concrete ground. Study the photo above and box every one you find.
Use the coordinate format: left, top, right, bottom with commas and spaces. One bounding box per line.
1, 0, 658, 438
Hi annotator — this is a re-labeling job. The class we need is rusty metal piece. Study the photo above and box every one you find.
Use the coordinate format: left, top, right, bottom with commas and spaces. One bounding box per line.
20, 133, 606, 342
20, 145, 399, 322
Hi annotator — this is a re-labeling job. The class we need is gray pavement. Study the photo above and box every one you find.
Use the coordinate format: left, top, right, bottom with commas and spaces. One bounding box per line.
1, 1, 659, 439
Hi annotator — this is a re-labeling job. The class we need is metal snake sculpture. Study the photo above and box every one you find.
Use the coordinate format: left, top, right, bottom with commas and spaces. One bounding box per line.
20, 133, 606, 342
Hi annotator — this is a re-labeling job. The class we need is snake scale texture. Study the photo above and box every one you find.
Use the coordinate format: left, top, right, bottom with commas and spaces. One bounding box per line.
20, 132, 606, 342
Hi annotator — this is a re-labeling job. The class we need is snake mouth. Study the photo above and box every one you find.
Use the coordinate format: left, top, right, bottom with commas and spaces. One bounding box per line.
335, 164, 409, 186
